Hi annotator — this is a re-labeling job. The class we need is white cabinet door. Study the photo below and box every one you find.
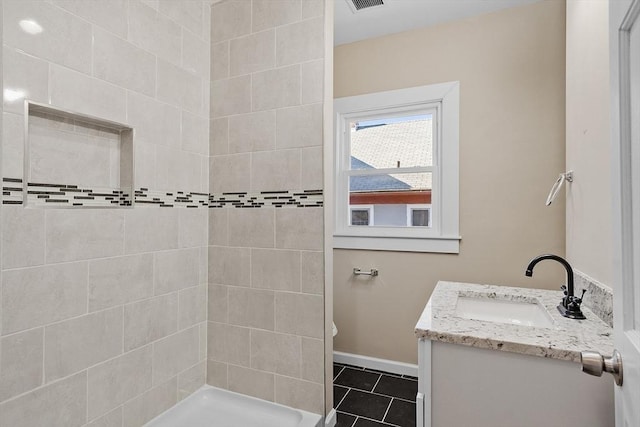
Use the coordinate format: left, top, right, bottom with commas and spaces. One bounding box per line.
609, 1, 640, 425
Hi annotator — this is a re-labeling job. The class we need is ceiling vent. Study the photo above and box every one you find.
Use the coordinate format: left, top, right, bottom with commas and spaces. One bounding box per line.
346, 0, 384, 13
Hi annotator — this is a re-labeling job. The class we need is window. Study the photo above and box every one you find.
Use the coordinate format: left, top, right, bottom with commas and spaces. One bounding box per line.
408, 205, 431, 227
350, 205, 374, 226
333, 82, 460, 253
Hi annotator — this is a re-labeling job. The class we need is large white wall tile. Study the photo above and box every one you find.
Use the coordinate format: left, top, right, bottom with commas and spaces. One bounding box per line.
227, 364, 274, 402
251, 149, 301, 192
211, 0, 251, 43
181, 111, 209, 155
128, 0, 182, 66
301, 146, 323, 189
182, 29, 211, 80
210, 41, 229, 81
2, 46, 49, 115
207, 321, 250, 366
252, 65, 301, 111
211, 75, 251, 118
124, 294, 178, 351
44, 307, 124, 382
206, 359, 227, 388
250, 330, 301, 377
228, 111, 276, 154
252, 0, 301, 32
302, 0, 324, 19
0, 328, 43, 402
152, 326, 199, 385
275, 375, 323, 414
228, 287, 275, 330
177, 361, 206, 400
155, 146, 203, 191
301, 59, 324, 104
93, 27, 156, 97
208, 209, 229, 246
154, 248, 200, 295
215, 142, 231, 181
210, 153, 250, 193
157, 59, 203, 114
124, 208, 179, 254
127, 91, 181, 148
88, 254, 154, 312
134, 141, 157, 189
0, 371, 87, 427
276, 103, 323, 149
2, 113, 24, 178
49, 64, 127, 124
3, 0, 92, 74
301, 251, 324, 295
51, 0, 129, 38
229, 29, 276, 76
2, 262, 88, 335
227, 208, 275, 248
301, 337, 323, 382
275, 292, 323, 338
87, 345, 153, 421
45, 209, 125, 263
158, 0, 204, 37
251, 249, 301, 292
207, 284, 228, 323
275, 207, 323, 250
1, 205, 45, 269
208, 246, 251, 287
122, 377, 177, 427
178, 285, 207, 329
179, 208, 209, 248
276, 17, 324, 66
86, 407, 123, 427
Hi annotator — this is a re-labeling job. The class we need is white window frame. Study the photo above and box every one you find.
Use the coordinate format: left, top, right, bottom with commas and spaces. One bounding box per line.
349, 204, 374, 226
333, 82, 460, 253
407, 204, 432, 227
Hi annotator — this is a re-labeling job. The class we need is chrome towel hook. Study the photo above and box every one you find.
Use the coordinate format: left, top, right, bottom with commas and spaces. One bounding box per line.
353, 268, 379, 277
546, 171, 573, 206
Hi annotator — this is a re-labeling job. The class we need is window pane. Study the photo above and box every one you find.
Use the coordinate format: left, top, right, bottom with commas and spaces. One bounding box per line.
349, 173, 431, 228
350, 209, 370, 226
412, 209, 430, 227
350, 115, 433, 170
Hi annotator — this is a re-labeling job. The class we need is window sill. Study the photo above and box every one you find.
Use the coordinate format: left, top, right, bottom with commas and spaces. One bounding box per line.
332, 235, 461, 253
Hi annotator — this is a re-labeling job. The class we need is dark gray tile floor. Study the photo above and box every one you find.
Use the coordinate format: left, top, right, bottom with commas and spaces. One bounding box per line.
334, 363, 417, 427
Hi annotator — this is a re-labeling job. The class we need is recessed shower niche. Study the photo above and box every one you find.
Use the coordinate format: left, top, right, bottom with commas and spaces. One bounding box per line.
24, 102, 134, 208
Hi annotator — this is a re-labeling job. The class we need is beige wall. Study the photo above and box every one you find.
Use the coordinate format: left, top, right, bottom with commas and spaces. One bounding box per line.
565, 0, 612, 286
333, 0, 567, 364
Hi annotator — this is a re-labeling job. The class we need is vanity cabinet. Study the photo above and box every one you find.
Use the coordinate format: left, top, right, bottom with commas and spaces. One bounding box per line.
417, 339, 613, 427
415, 281, 615, 427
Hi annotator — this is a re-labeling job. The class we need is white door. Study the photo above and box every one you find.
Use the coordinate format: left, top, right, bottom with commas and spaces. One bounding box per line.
609, 0, 640, 425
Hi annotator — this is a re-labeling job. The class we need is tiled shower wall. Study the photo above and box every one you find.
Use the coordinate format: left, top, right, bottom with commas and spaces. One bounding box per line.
207, 0, 326, 415
0, 1, 211, 426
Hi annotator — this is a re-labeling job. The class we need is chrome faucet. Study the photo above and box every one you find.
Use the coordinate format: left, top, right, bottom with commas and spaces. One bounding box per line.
525, 254, 586, 320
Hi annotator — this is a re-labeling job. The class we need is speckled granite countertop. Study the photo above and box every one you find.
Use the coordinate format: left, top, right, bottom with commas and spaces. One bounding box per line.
415, 281, 613, 363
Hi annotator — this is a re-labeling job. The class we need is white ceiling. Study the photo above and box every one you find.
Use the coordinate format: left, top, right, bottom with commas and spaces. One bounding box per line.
334, 0, 541, 46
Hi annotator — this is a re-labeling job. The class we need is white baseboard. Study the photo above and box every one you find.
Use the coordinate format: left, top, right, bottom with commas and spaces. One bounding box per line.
324, 408, 337, 427
333, 351, 418, 377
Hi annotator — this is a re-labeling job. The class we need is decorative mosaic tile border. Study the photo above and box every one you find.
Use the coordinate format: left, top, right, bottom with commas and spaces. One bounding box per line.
3, 178, 132, 207
574, 269, 613, 327
2, 178, 323, 209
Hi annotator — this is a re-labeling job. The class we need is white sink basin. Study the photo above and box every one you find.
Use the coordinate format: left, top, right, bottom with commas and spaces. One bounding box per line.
455, 294, 555, 328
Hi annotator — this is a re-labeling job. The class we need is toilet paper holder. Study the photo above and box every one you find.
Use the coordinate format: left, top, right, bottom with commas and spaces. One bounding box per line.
353, 268, 379, 277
